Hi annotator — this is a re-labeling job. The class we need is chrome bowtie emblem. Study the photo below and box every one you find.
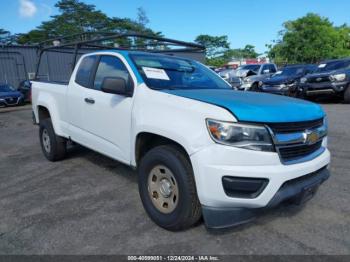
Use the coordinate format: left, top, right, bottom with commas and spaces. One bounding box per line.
303, 130, 319, 144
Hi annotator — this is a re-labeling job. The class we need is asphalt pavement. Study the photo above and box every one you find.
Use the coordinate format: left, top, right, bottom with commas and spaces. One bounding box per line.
0, 104, 349, 255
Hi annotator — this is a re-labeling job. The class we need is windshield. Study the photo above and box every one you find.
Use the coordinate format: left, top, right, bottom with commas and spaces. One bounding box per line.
276, 66, 305, 76
0, 85, 15, 92
315, 60, 350, 73
131, 54, 232, 90
237, 64, 261, 72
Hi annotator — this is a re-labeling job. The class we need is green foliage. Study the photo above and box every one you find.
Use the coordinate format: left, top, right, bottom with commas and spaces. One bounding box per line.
0, 28, 18, 44
137, 7, 149, 27
223, 44, 260, 60
194, 34, 230, 59
194, 34, 260, 66
267, 13, 350, 64
0, 28, 10, 37
17, 0, 160, 44
205, 57, 227, 67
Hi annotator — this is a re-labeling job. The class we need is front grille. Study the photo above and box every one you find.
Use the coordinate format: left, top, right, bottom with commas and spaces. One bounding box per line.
307, 76, 330, 83
268, 118, 323, 134
5, 97, 18, 105
278, 141, 323, 162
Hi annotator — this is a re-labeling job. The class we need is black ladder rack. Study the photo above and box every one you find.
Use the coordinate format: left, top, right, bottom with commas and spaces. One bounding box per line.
34, 32, 205, 79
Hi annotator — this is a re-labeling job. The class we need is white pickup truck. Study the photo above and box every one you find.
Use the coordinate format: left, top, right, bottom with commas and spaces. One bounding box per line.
32, 49, 331, 230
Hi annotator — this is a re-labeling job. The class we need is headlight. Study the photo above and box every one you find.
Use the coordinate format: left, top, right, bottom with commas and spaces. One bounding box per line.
206, 119, 274, 152
330, 73, 346, 82
300, 77, 307, 84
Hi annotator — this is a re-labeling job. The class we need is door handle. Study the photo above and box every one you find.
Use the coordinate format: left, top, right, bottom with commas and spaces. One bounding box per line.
84, 98, 95, 104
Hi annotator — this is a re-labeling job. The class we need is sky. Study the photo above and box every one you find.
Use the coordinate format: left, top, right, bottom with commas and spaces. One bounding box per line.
1, 0, 350, 53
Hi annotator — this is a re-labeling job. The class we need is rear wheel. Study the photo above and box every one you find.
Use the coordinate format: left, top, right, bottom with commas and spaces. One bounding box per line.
39, 119, 67, 161
138, 145, 201, 231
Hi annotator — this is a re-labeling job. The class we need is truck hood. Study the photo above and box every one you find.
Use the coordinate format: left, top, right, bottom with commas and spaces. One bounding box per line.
162, 89, 324, 123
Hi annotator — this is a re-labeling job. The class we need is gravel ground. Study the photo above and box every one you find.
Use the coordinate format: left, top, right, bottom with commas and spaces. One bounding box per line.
0, 104, 349, 255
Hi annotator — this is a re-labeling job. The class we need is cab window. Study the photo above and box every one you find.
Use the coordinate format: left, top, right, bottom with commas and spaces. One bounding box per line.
75, 56, 97, 88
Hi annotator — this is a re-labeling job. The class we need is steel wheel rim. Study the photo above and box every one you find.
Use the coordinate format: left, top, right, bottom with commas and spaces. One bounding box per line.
42, 129, 51, 153
147, 165, 179, 214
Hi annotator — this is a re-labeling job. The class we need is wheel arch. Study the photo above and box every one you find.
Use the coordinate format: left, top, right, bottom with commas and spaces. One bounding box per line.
134, 132, 190, 168
37, 105, 51, 123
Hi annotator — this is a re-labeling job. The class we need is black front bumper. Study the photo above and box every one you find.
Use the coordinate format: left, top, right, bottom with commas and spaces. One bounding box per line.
300, 81, 348, 96
260, 86, 290, 96
202, 167, 330, 229
0, 97, 23, 107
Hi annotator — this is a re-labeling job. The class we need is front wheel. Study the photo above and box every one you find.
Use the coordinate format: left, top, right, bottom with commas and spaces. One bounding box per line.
138, 145, 201, 231
250, 82, 260, 92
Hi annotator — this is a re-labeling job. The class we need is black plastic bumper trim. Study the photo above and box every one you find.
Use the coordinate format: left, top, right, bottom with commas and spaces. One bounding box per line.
222, 176, 269, 199
202, 166, 330, 229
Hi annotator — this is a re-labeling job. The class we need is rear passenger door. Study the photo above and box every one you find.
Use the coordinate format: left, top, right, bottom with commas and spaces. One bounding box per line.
82, 54, 135, 164
67, 55, 97, 136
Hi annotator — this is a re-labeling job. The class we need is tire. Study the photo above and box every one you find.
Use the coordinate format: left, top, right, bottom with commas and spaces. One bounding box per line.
295, 90, 307, 100
138, 145, 201, 231
250, 82, 259, 92
39, 119, 67, 161
344, 86, 350, 104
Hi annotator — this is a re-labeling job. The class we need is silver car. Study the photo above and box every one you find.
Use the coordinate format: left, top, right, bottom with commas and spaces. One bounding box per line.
239, 64, 277, 91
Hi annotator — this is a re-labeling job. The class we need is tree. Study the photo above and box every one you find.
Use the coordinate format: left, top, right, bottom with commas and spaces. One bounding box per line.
0, 29, 18, 45
267, 13, 350, 64
0, 29, 10, 38
137, 7, 149, 27
224, 44, 260, 60
18, 0, 160, 44
194, 34, 230, 59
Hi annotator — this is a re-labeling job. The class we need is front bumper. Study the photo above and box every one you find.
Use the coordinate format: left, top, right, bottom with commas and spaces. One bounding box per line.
202, 167, 330, 229
190, 140, 331, 228
300, 81, 348, 96
261, 85, 289, 95
0, 97, 23, 107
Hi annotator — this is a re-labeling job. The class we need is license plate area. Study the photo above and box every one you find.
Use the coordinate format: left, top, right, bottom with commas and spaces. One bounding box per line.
294, 181, 320, 205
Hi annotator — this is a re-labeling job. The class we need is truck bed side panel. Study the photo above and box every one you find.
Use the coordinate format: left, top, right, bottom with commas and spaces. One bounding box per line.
31, 81, 70, 138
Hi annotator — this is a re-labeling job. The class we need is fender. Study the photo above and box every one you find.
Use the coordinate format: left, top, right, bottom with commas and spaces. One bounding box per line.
35, 92, 68, 138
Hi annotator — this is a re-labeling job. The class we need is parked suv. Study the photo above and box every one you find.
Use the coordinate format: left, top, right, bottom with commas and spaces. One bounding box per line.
298, 58, 350, 103
0, 84, 24, 107
239, 63, 277, 91
261, 64, 316, 96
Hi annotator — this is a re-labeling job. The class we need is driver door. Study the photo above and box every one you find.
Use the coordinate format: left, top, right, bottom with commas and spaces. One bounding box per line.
82, 54, 135, 164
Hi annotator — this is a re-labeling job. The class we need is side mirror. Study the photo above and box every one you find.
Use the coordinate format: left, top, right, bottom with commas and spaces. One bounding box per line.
101, 77, 130, 96
263, 69, 270, 74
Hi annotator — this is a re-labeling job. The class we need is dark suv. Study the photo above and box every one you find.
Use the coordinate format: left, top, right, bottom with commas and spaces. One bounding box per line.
0, 84, 25, 107
298, 58, 350, 103
261, 64, 316, 96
